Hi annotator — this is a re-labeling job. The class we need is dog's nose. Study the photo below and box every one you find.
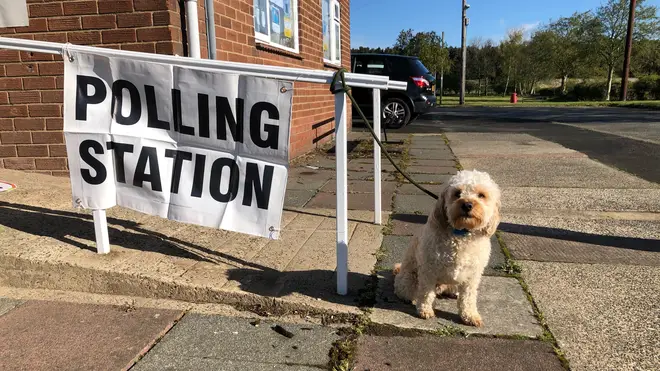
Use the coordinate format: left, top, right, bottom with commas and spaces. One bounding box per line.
462, 202, 473, 212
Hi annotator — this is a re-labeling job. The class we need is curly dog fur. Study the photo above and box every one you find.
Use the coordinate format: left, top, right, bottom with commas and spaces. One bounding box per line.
393, 170, 501, 327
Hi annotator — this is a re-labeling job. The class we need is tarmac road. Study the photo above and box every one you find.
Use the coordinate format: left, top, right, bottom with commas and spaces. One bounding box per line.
399, 106, 660, 184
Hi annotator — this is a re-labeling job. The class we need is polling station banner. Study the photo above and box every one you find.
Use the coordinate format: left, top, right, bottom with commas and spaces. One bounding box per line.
63, 51, 293, 239
0, 0, 29, 28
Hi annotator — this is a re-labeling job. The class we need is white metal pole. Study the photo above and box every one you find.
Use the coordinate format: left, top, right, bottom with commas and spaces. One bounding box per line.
93, 210, 110, 254
335, 90, 349, 296
372, 89, 382, 225
185, 0, 202, 59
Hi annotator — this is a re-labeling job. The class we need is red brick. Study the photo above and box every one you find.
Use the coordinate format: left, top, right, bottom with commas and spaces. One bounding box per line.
52, 170, 70, 177
5, 63, 38, 77
24, 76, 56, 89
39, 62, 64, 76
102, 29, 136, 43
29, 2, 63, 17
0, 132, 32, 144
14, 118, 46, 130
3, 158, 35, 170
49, 17, 82, 31
36, 158, 68, 170
118, 12, 153, 28
49, 144, 68, 157
155, 42, 175, 55
0, 106, 28, 118
0, 145, 17, 158
137, 26, 173, 42
17, 145, 49, 157
99, 0, 133, 13
63, 1, 98, 15
0, 50, 20, 63
9, 91, 41, 104
68, 30, 102, 45
20, 50, 55, 62
32, 131, 64, 144
134, 0, 169, 11
42, 91, 64, 103
33, 32, 67, 43
122, 43, 156, 53
153, 11, 177, 26
29, 104, 61, 117
46, 118, 64, 130
0, 92, 7, 105
0, 119, 12, 131
14, 18, 49, 33
0, 65, 5, 77
56, 76, 64, 89
0, 77, 22, 90
82, 14, 117, 29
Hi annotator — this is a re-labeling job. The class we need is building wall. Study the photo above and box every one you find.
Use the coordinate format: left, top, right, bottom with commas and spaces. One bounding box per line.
0, 0, 351, 175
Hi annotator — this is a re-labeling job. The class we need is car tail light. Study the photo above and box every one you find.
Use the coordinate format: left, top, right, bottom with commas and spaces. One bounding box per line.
411, 76, 430, 88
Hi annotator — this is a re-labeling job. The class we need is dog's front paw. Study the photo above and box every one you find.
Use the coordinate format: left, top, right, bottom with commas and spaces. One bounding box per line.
460, 312, 484, 327
417, 306, 435, 319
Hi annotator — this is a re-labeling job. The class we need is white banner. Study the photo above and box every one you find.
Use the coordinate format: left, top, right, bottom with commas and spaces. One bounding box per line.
0, 0, 29, 28
63, 51, 292, 239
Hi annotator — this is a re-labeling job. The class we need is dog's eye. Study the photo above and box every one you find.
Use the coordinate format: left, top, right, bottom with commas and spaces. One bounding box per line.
454, 190, 461, 198
478, 193, 486, 199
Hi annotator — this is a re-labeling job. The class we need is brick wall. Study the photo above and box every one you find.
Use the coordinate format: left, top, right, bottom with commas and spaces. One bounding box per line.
156, 0, 352, 158
0, 0, 351, 175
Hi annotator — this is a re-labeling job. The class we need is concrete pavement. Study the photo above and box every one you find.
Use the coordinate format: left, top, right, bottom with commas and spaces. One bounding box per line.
443, 126, 660, 371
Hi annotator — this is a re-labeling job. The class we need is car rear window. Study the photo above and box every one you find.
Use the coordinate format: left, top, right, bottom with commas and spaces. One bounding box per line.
410, 59, 430, 75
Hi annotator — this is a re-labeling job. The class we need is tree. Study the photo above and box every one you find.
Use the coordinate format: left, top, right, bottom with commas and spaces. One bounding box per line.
543, 12, 595, 93
391, 29, 451, 82
499, 29, 524, 95
587, 0, 660, 100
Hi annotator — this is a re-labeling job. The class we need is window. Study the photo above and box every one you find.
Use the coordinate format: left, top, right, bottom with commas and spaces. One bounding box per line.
254, 0, 298, 53
322, 0, 341, 64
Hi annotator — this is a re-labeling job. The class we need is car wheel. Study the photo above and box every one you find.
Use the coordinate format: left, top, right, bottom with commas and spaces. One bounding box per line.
382, 98, 411, 129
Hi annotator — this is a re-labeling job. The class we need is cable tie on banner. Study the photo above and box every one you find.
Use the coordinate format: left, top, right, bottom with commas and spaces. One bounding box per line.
62, 42, 74, 62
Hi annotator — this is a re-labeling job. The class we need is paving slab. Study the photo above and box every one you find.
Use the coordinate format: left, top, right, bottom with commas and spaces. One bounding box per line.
389, 213, 427, 236
396, 183, 445, 195
407, 158, 457, 167
285, 189, 316, 208
372, 276, 541, 337
132, 314, 339, 371
521, 261, 660, 371
501, 187, 660, 213
353, 336, 564, 371
459, 156, 660, 189
401, 173, 452, 184
501, 231, 660, 266
0, 297, 23, 316
448, 137, 582, 158
408, 148, 455, 159
305, 191, 394, 211
0, 300, 182, 371
320, 179, 398, 194
406, 165, 457, 174
394, 194, 436, 214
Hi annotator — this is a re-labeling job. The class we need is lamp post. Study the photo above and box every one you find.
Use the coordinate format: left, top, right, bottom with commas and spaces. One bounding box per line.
459, 1, 470, 105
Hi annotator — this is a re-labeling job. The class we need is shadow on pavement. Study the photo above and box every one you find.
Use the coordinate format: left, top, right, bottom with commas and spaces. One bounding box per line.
500, 222, 660, 253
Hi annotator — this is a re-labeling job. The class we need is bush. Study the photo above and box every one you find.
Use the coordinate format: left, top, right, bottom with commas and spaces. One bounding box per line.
536, 88, 556, 97
567, 81, 607, 101
631, 75, 660, 100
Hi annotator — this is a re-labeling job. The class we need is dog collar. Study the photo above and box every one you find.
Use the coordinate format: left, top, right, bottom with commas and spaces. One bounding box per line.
452, 229, 469, 236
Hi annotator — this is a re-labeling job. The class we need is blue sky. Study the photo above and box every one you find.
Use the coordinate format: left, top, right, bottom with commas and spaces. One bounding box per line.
351, 0, 660, 48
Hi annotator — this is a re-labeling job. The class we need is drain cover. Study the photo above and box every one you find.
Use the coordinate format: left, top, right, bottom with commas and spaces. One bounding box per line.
0, 181, 16, 193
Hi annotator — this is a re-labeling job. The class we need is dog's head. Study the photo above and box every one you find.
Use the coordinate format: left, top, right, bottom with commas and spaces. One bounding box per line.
432, 170, 501, 236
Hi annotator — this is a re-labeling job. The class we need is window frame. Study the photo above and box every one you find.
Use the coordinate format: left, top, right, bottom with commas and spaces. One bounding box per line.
254, 0, 300, 54
322, 0, 341, 65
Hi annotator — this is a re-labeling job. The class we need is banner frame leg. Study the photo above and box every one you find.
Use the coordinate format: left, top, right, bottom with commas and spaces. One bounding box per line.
372, 88, 382, 225
93, 209, 110, 254
335, 89, 349, 296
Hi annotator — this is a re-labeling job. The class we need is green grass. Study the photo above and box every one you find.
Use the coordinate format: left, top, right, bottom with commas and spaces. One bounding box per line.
437, 95, 660, 109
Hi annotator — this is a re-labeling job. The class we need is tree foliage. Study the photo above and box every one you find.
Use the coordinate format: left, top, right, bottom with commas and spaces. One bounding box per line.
351, 0, 660, 100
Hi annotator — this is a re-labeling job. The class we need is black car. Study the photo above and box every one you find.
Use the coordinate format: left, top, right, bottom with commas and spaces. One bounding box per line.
350, 53, 436, 128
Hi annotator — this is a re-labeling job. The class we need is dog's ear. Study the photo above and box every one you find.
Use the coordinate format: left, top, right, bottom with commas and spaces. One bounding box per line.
432, 187, 449, 230
485, 199, 501, 236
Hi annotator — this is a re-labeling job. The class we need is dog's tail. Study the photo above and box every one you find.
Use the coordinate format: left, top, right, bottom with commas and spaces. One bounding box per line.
393, 263, 402, 276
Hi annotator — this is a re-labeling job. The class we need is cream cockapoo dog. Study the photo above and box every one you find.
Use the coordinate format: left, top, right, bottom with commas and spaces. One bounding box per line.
393, 169, 501, 327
